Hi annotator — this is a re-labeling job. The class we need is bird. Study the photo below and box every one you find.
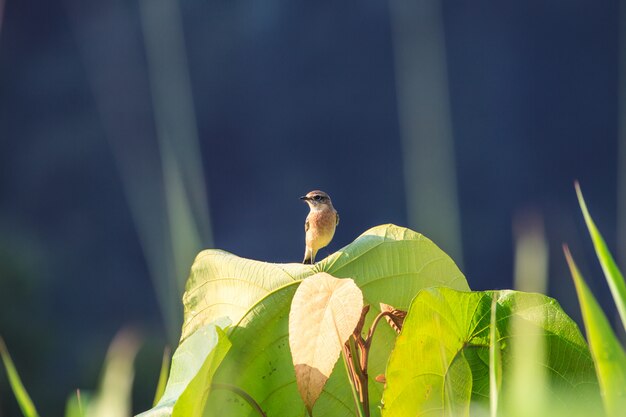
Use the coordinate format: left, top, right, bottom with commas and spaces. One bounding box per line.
300, 190, 339, 264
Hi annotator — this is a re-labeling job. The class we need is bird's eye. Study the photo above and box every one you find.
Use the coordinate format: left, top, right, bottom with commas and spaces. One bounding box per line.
314, 195, 322, 201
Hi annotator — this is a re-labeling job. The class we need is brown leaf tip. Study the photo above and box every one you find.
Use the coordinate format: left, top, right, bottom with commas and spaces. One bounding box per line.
380, 303, 407, 334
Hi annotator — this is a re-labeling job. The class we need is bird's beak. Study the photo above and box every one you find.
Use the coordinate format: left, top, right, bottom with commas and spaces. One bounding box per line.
300, 196, 309, 201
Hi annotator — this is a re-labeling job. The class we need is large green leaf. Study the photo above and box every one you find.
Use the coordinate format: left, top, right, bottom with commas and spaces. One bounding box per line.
382, 287, 600, 417
137, 321, 231, 417
564, 247, 626, 417
185, 224, 468, 416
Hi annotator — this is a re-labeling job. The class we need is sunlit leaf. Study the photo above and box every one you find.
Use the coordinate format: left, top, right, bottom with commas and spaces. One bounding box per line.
289, 273, 363, 414
196, 224, 468, 417
564, 246, 626, 417
0, 337, 40, 417
575, 182, 626, 332
137, 321, 231, 417
382, 288, 600, 417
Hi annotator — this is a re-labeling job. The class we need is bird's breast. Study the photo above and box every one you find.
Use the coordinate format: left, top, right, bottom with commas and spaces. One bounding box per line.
306, 210, 337, 249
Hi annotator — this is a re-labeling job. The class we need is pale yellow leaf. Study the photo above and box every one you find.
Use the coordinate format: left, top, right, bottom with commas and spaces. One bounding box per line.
288, 272, 363, 415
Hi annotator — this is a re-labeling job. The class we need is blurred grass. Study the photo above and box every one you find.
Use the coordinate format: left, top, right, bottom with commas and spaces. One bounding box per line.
0, 328, 143, 417
69, 0, 213, 345
564, 183, 626, 416
152, 347, 171, 407
136, 0, 213, 343
564, 247, 626, 417
577, 183, 626, 331
617, 0, 626, 273
513, 210, 549, 294
488, 296, 501, 417
389, 0, 463, 266
506, 210, 549, 416
64, 390, 90, 417
85, 329, 141, 417
0, 337, 40, 417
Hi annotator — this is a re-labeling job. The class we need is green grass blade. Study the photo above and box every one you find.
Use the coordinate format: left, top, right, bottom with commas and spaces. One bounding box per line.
64, 389, 91, 417
88, 329, 141, 417
0, 337, 40, 417
153, 346, 171, 407
564, 245, 626, 417
489, 295, 501, 417
576, 182, 626, 331
506, 212, 549, 416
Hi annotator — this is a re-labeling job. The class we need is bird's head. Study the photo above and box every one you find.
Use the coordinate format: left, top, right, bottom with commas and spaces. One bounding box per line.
300, 190, 333, 210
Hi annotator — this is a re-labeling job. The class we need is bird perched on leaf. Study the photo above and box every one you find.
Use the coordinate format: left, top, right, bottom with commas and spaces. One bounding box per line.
300, 190, 339, 264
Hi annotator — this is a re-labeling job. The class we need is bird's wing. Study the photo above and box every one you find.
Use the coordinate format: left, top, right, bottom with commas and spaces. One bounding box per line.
336, 211, 340, 226
305, 219, 310, 232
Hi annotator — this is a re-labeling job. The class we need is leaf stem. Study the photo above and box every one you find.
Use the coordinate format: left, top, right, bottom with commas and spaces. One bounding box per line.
342, 309, 399, 417
347, 338, 363, 395
341, 347, 367, 417
345, 310, 398, 417
211, 383, 267, 417
365, 311, 394, 349
359, 311, 395, 416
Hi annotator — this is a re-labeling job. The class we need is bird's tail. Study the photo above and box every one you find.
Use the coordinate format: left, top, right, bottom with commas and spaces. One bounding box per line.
303, 247, 316, 264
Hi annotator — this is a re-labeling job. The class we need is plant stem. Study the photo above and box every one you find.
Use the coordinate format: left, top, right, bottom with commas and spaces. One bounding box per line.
365, 311, 394, 348
343, 308, 400, 417
356, 342, 370, 414
211, 383, 267, 417
356, 310, 398, 416
341, 347, 368, 417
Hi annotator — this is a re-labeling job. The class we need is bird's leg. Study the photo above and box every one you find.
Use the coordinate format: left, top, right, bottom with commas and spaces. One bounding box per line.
303, 247, 315, 264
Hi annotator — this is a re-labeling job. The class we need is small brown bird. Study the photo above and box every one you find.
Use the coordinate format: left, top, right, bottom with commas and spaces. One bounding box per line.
300, 190, 339, 264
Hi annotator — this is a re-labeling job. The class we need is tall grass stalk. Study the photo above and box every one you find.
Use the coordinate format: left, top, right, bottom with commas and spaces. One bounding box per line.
388, 0, 463, 266
489, 296, 501, 417
137, 0, 213, 342
87, 329, 141, 417
564, 246, 626, 417
506, 211, 549, 416
576, 183, 626, 331
618, 0, 626, 273
0, 337, 40, 417
66, 0, 211, 343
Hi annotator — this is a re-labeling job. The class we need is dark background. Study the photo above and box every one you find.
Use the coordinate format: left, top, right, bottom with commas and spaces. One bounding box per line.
0, 0, 622, 415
